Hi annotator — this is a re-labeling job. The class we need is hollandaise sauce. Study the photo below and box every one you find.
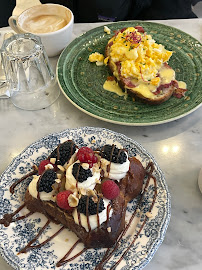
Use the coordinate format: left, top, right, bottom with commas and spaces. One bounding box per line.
103, 80, 128, 99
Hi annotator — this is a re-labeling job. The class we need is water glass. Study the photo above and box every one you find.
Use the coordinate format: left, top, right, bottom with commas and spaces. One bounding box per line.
0, 33, 60, 110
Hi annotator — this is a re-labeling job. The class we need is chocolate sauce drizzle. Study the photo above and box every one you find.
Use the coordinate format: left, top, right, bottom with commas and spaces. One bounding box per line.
3, 146, 158, 270
96, 197, 101, 228
56, 239, 87, 267
95, 162, 157, 270
19, 220, 65, 254
56, 144, 61, 164
10, 165, 38, 194
19, 220, 51, 254
36, 174, 43, 200
86, 196, 91, 232
0, 203, 33, 227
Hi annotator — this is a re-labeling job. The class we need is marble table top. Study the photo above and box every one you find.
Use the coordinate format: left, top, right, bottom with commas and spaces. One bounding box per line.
0, 18, 202, 270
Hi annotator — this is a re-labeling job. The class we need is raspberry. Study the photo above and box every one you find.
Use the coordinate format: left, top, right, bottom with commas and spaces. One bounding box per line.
77, 147, 98, 168
38, 160, 56, 175
56, 190, 73, 211
101, 180, 120, 200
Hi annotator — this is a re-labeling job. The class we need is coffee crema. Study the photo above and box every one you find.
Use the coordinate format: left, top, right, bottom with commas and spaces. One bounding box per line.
22, 14, 68, 34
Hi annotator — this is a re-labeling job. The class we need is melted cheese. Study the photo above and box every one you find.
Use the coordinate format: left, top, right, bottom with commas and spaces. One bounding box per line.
159, 68, 175, 84
129, 84, 156, 99
110, 61, 119, 79
103, 80, 127, 98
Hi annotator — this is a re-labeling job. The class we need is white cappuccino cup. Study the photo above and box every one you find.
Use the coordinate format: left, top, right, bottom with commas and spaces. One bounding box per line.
9, 4, 74, 57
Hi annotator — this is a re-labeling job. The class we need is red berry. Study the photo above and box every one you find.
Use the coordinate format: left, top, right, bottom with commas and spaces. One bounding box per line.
92, 155, 98, 163
56, 190, 73, 211
135, 25, 145, 33
77, 147, 98, 166
38, 160, 56, 175
101, 180, 120, 200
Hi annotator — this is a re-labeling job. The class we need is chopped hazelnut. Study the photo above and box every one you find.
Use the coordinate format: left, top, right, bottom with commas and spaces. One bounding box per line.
82, 163, 89, 170
146, 212, 153, 218
73, 191, 79, 198
45, 164, 54, 170
57, 165, 65, 172
51, 195, 56, 202
57, 174, 62, 179
107, 227, 112, 232
68, 194, 79, 207
92, 163, 99, 171
95, 178, 101, 184
55, 179, 61, 184
87, 189, 97, 197
87, 189, 98, 202
33, 164, 38, 170
50, 158, 56, 164
79, 188, 87, 196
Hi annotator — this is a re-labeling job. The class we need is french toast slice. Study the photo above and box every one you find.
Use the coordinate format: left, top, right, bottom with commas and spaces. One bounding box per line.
24, 156, 145, 248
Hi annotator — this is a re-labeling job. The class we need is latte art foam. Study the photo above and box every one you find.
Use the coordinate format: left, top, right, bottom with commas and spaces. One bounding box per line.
22, 14, 68, 34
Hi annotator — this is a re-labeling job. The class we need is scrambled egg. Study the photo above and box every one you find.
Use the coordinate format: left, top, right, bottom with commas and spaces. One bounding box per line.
88, 26, 187, 101
104, 26, 111, 35
108, 27, 172, 84
88, 52, 104, 66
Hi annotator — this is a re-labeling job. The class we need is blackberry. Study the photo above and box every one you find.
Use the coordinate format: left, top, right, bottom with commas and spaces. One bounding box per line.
72, 163, 92, 183
38, 169, 56, 193
77, 195, 105, 216
49, 140, 76, 166
100, 144, 127, 164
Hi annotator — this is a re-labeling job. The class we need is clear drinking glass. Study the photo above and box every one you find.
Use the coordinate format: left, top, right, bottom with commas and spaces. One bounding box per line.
0, 33, 60, 110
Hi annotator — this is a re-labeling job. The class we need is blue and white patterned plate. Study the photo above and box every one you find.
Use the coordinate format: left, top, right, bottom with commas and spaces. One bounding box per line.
0, 127, 171, 270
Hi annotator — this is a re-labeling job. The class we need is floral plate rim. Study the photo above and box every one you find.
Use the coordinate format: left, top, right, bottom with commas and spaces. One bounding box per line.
0, 127, 171, 270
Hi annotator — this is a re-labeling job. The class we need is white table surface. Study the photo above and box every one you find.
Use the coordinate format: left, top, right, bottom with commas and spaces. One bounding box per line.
0, 18, 202, 270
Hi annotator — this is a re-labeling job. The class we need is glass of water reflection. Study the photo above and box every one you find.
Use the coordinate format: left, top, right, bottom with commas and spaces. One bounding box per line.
0, 33, 60, 110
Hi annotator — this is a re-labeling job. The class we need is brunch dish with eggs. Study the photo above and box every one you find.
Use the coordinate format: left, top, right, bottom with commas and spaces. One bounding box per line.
57, 21, 202, 125
97, 26, 187, 104
0, 127, 171, 270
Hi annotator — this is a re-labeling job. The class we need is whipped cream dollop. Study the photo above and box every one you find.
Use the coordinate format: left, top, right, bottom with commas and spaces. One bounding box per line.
72, 198, 112, 232
100, 151, 130, 181
65, 161, 101, 191
28, 175, 55, 201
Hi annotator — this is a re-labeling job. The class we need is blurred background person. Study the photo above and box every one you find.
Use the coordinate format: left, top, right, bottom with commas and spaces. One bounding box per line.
0, 0, 201, 27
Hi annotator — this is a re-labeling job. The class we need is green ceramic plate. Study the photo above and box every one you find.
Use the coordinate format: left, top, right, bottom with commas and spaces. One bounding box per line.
57, 21, 202, 126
